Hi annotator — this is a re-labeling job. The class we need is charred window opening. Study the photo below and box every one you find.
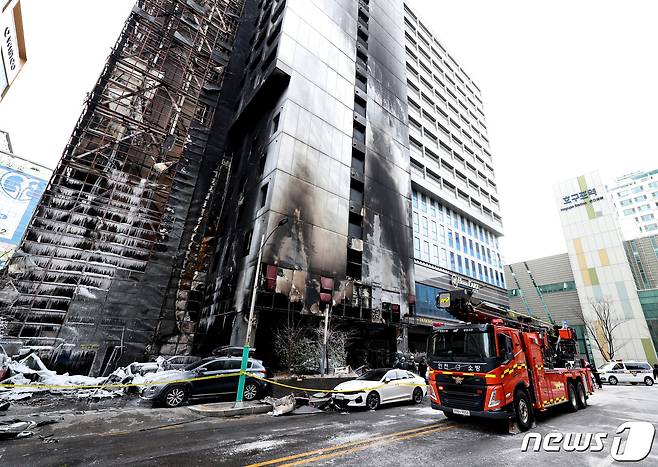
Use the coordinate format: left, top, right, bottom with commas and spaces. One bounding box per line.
355, 71, 367, 93
258, 153, 267, 174
348, 212, 363, 238
259, 183, 268, 208
353, 126, 366, 145
356, 49, 368, 68
350, 179, 364, 205
358, 9, 369, 25
243, 229, 253, 257
346, 249, 363, 279
351, 148, 365, 174
271, 112, 280, 135
354, 95, 367, 118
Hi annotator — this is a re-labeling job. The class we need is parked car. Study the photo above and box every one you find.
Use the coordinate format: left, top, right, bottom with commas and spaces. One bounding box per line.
140, 356, 270, 407
332, 368, 426, 410
599, 360, 654, 386
162, 355, 201, 370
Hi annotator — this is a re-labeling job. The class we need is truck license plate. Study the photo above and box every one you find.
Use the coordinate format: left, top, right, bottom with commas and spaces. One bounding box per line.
453, 409, 470, 416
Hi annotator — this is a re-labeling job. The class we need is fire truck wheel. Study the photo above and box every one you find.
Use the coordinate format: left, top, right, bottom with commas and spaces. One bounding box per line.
514, 390, 533, 432
366, 391, 380, 410
567, 383, 579, 412
608, 376, 618, 385
645, 377, 654, 386
576, 381, 587, 409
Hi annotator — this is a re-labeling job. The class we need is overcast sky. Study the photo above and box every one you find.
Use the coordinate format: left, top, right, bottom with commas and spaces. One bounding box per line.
0, 1, 656, 264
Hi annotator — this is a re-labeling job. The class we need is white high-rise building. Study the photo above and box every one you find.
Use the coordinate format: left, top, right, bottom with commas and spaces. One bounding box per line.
608, 169, 658, 239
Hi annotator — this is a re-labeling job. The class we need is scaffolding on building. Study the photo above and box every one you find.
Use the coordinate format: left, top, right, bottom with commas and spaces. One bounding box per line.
0, 0, 244, 373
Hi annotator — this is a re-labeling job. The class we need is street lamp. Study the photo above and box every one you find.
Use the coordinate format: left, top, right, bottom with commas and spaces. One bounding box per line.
235, 217, 289, 406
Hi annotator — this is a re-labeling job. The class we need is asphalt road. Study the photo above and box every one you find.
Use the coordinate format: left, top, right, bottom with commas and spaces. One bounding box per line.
1, 385, 657, 466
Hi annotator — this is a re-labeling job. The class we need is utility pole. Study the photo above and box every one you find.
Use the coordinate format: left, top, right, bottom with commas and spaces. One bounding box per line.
321, 304, 330, 376
235, 217, 288, 406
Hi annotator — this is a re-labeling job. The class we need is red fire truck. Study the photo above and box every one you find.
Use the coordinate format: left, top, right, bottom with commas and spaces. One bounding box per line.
428, 289, 595, 431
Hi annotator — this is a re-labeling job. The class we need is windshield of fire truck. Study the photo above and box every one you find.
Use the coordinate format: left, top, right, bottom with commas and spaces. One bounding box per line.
429, 328, 496, 361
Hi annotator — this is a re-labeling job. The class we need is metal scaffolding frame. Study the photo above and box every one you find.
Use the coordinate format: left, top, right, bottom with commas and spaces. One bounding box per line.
0, 0, 244, 372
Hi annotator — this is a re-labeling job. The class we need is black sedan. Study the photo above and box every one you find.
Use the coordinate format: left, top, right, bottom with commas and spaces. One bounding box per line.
140, 356, 271, 407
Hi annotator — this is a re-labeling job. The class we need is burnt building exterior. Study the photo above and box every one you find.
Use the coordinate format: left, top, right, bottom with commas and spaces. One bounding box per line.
195, 0, 508, 367
1, 0, 508, 373
0, 0, 245, 375
196, 0, 415, 368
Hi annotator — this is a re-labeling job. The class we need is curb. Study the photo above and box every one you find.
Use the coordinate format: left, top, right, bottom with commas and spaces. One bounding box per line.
187, 403, 271, 418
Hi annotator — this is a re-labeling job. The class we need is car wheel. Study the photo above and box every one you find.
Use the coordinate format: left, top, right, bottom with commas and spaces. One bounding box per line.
608, 376, 618, 385
514, 390, 533, 432
567, 383, 579, 412
644, 377, 654, 387
243, 382, 259, 401
576, 381, 587, 409
412, 387, 424, 404
366, 391, 380, 410
162, 385, 187, 408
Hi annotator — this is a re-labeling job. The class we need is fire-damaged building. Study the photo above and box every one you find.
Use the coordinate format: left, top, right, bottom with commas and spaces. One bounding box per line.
0, 0, 247, 375
195, 0, 417, 368
0, 0, 508, 374
193, 0, 509, 367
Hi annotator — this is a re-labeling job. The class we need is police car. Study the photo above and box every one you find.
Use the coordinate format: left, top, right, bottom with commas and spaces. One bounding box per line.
598, 360, 654, 386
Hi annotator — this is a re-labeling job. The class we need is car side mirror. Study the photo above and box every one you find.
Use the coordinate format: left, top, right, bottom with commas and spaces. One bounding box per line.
196, 367, 207, 373
384, 378, 391, 384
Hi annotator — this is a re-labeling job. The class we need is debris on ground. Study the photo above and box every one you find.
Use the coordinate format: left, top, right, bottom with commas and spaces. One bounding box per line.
0, 417, 58, 441
263, 394, 296, 416
0, 351, 175, 403
263, 393, 343, 416
39, 434, 58, 444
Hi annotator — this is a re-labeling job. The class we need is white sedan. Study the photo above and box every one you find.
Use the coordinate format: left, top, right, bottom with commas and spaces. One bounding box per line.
332, 368, 427, 410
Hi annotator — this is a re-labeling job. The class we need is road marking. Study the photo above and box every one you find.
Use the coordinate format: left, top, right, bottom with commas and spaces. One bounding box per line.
247, 422, 457, 467
280, 425, 456, 466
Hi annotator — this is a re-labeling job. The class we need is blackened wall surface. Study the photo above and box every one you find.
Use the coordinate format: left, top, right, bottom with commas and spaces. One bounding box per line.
196, 0, 416, 368
361, 0, 414, 313
0, 0, 245, 375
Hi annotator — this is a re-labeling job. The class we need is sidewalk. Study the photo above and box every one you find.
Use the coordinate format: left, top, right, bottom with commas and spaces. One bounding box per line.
187, 401, 271, 417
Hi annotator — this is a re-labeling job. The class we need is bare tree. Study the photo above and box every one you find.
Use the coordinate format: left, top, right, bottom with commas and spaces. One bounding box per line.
583, 298, 625, 361
313, 324, 353, 370
273, 321, 317, 374
273, 321, 354, 374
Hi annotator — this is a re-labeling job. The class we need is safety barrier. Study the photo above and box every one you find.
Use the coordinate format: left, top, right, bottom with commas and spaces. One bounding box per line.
0, 371, 428, 393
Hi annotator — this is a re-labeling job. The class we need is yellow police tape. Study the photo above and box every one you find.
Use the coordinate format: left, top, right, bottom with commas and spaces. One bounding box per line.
0, 371, 427, 393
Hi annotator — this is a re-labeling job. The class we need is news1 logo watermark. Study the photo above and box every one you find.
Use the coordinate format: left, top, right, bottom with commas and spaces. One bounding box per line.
521, 422, 656, 462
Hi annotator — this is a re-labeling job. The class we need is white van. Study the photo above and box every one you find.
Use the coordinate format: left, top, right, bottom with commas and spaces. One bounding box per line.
599, 361, 654, 386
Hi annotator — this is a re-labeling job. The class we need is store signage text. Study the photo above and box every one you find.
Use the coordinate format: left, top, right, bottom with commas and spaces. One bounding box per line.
560, 188, 603, 212
451, 275, 480, 290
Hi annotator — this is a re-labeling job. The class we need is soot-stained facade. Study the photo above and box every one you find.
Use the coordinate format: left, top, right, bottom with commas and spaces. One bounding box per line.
196, 0, 415, 368
0, 0, 245, 375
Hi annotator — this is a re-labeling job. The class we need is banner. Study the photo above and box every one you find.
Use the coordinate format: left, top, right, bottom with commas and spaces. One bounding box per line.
0, 165, 47, 265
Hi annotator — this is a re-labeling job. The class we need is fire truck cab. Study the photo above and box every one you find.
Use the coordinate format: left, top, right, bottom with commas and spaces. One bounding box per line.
428, 290, 594, 431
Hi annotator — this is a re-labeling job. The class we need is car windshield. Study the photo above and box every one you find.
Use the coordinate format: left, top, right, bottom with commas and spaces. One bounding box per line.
430, 328, 495, 361
184, 357, 215, 371
357, 369, 388, 381
598, 362, 616, 372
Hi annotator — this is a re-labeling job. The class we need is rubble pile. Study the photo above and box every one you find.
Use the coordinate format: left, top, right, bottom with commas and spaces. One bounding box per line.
0, 351, 165, 403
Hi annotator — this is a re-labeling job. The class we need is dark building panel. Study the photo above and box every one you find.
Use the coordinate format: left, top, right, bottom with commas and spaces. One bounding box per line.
0, 0, 246, 374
